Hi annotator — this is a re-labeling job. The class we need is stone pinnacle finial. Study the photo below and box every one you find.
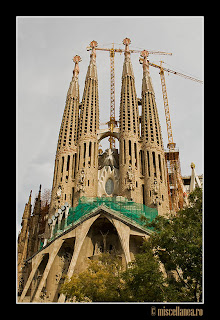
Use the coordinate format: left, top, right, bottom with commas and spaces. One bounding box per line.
90, 40, 98, 48
73, 55, 81, 77
191, 162, 195, 169
139, 50, 150, 72
123, 38, 131, 57
140, 50, 149, 58
123, 37, 131, 46
89, 40, 98, 61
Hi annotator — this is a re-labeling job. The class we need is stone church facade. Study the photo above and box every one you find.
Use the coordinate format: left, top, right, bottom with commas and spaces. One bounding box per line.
18, 38, 171, 302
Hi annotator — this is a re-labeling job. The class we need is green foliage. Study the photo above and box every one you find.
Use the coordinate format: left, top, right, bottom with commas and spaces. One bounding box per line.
144, 187, 203, 302
122, 247, 167, 302
60, 249, 166, 302
60, 253, 124, 302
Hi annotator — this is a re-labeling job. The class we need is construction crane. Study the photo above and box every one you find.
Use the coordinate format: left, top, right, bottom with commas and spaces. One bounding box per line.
87, 39, 172, 149
148, 60, 202, 147
147, 60, 203, 212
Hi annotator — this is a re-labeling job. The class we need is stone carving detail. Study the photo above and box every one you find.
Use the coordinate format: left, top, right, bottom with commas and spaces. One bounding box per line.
77, 169, 85, 192
152, 179, 161, 206
127, 166, 135, 190
51, 185, 62, 210
56, 186, 62, 198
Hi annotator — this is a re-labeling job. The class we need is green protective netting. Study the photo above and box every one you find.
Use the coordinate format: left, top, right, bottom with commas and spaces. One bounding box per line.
48, 197, 158, 242
66, 196, 158, 230
39, 240, 44, 250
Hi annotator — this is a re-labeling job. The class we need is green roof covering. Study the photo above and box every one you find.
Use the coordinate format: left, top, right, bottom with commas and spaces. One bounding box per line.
68, 196, 157, 226
50, 196, 158, 242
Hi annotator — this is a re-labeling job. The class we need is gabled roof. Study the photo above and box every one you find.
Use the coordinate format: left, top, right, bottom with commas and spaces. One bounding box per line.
30, 198, 157, 262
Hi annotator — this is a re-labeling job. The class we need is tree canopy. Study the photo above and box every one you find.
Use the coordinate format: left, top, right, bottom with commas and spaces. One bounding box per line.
144, 187, 203, 302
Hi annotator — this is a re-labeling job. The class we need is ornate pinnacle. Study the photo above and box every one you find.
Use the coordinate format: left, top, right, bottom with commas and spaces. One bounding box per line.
140, 50, 149, 58
73, 55, 82, 64
123, 37, 131, 57
139, 50, 150, 72
191, 162, 195, 169
72, 55, 81, 77
123, 37, 131, 46
90, 40, 98, 48
89, 41, 98, 61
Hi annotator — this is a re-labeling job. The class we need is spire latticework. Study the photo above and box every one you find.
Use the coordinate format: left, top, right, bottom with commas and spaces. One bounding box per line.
49, 57, 81, 218
140, 50, 169, 215
119, 38, 141, 202
75, 41, 99, 201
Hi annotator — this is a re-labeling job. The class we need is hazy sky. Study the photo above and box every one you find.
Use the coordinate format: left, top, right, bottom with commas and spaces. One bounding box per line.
17, 16, 204, 231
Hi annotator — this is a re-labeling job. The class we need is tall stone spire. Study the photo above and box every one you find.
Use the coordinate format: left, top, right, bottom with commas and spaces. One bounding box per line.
17, 190, 32, 291
18, 190, 32, 265
120, 38, 140, 135
56, 55, 81, 152
140, 50, 163, 147
77, 41, 99, 140
75, 41, 99, 202
119, 38, 141, 202
27, 185, 42, 257
140, 50, 169, 215
49, 56, 81, 217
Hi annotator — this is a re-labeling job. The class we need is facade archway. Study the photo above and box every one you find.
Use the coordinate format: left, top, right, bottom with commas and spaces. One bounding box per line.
74, 214, 126, 273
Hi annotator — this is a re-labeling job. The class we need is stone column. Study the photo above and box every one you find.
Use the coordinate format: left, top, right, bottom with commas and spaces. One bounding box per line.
32, 239, 63, 302
58, 215, 100, 302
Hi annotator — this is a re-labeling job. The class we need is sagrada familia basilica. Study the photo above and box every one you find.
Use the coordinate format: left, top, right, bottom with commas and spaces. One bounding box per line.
17, 38, 202, 302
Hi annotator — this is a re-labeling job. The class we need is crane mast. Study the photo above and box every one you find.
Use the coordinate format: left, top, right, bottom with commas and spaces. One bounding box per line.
159, 61, 175, 149
109, 44, 116, 149
158, 62, 180, 211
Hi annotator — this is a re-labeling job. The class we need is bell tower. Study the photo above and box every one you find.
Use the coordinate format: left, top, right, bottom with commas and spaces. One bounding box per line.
140, 50, 169, 215
49, 55, 81, 217
74, 41, 99, 203
119, 38, 142, 203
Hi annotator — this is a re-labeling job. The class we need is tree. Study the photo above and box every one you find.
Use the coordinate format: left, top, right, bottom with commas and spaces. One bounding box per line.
144, 187, 203, 302
60, 253, 124, 302
122, 245, 167, 302
60, 249, 167, 302
41, 188, 51, 208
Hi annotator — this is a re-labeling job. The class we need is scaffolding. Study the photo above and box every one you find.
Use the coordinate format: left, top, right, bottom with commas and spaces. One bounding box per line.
165, 146, 185, 212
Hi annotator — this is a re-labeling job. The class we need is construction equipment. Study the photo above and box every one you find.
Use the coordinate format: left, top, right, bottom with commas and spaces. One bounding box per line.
147, 60, 203, 212
87, 39, 172, 149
